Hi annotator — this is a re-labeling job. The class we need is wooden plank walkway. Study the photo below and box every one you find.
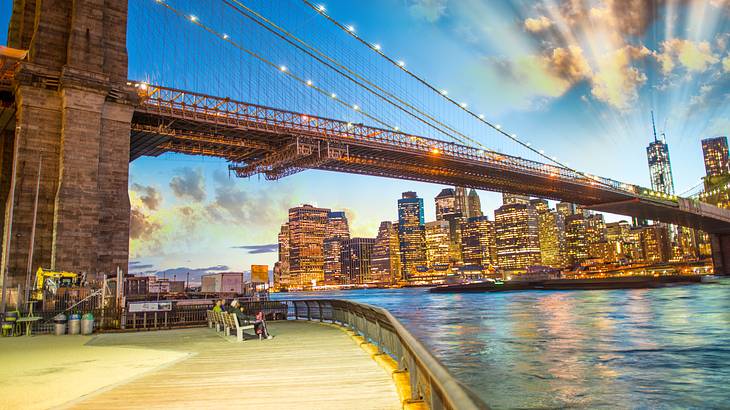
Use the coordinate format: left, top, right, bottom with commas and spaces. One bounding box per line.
68, 321, 400, 409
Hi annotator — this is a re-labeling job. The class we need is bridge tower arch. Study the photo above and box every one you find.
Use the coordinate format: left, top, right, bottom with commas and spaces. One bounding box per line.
1, 0, 135, 291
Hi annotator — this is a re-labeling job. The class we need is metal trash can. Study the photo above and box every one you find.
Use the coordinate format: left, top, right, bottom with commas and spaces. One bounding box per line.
53, 314, 67, 336
80, 313, 94, 335
68, 313, 81, 335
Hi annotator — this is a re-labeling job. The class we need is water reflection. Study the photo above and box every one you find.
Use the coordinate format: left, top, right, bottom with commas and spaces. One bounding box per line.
274, 280, 730, 408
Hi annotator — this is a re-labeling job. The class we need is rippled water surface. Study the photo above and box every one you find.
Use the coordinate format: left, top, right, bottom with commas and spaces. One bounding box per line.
274, 280, 730, 409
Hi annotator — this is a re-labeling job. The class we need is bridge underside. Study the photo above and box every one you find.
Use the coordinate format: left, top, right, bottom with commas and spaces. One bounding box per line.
130, 105, 730, 236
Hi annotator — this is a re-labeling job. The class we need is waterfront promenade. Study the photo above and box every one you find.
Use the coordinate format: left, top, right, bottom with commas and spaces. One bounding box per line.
0, 321, 401, 409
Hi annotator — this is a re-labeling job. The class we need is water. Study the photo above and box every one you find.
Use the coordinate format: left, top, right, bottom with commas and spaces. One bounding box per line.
273, 280, 730, 409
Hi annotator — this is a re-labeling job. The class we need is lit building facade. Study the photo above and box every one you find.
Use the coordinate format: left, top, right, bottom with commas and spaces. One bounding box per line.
371, 221, 401, 284
702, 136, 730, 177
323, 211, 350, 285
461, 216, 495, 271
640, 225, 670, 263
287, 204, 329, 288
341, 238, 376, 284
398, 191, 427, 280
275, 223, 290, 289
425, 220, 451, 269
530, 199, 566, 268
565, 213, 589, 265
494, 202, 540, 270
701, 136, 730, 209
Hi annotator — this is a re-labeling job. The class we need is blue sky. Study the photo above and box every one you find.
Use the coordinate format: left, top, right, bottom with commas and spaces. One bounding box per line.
2, 1, 729, 276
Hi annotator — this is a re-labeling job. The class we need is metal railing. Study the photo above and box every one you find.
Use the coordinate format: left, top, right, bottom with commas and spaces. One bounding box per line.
282, 299, 488, 410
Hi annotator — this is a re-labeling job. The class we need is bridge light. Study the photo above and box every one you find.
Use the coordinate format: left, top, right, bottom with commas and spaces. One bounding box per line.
373, 44, 381, 51
440, 89, 448, 95
478, 114, 485, 119
397, 61, 406, 67
279, 65, 287, 72
394, 126, 400, 131
223, 33, 229, 39
347, 122, 353, 128
190, 15, 198, 22
317, 4, 326, 12
431, 147, 440, 154
347, 25, 355, 32
331, 93, 337, 98
139, 82, 148, 90
539, 149, 545, 154
353, 104, 360, 110
301, 115, 309, 121
306, 80, 313, 86
460, 102, 468, 108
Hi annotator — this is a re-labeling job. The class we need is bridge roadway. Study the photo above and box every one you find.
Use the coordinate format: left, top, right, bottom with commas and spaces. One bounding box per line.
130, 84, 730, 235
0, 322, 401, 409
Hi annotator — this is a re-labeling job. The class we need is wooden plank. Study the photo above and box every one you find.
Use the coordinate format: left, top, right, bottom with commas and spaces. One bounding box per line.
70, 321, 400, 409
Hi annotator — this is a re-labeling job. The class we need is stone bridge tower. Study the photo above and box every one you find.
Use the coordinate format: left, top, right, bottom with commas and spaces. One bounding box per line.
1, 0, 135, 290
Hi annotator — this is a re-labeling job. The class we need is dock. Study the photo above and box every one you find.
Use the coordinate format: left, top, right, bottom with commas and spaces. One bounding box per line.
0, 321, 401, 409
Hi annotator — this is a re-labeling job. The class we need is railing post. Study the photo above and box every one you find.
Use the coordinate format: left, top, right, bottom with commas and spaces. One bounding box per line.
294, 301, 299, 319
317, 301, 323, 322
376, 320, 383, 354
306, 303, 311, 321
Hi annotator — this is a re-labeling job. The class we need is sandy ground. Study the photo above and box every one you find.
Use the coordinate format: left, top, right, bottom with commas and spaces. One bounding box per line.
0, 334, 188, 410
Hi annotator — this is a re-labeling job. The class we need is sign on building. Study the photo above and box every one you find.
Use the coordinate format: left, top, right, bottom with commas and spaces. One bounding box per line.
251, 265, 269, 283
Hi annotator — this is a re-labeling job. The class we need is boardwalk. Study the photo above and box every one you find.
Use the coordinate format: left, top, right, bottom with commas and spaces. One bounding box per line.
1, 321, 401, 409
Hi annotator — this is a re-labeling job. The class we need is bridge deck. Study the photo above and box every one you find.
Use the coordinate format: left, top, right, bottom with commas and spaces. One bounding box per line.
0, 322, 400, 409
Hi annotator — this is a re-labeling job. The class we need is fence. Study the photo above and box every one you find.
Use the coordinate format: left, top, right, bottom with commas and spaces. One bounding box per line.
280, 299, 488, 410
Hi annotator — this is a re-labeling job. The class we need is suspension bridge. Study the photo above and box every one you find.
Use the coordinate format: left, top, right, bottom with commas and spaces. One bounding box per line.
0, 0, 729, 286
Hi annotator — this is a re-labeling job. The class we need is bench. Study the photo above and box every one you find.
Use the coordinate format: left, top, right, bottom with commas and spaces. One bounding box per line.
207, 310, 254, 342
222, 312, 255, 342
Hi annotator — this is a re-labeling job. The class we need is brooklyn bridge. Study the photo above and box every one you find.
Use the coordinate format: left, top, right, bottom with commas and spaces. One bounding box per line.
1, 0, 729, 289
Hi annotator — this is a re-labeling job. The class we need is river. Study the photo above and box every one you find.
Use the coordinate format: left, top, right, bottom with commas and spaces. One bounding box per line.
273, 280, 730, 409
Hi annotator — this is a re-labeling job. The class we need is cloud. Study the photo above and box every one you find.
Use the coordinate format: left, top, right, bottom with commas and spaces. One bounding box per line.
545, 46, 592, 83
723, 56, 730, 72
408, 0, 447, 22
206, 170, 291, 227
130, 183, 161, 210
524, 16, 552, 33
656, 39, 720, 74
130, 209, 161, 241
170, 167, 206, 202
231, 244, 279, 254
591, 45, 651, 109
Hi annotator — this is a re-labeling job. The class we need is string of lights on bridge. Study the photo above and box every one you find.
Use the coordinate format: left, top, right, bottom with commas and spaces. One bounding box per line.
149, 0, 686, 203
299, 0, 673, 197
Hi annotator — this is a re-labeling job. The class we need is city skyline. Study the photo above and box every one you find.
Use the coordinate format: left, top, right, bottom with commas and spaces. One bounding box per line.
2, 1, 727, 276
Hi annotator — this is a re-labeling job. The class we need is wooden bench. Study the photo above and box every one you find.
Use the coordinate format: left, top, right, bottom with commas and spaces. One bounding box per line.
223, 313, 255, 342
208, 310, 225, 332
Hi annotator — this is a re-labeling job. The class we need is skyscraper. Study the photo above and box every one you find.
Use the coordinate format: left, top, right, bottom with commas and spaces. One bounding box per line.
701, 136, 730, 209
434, 188, 465, 266
640, 225, 670, 263
494, 201, 541, 271
530, 199, 566, 268
435, 188, 457, 221
398, 191, 426, 280
702, 136, 730, 177
461, 216, 495, 272
564, 213, 589, 265
556, 202, 576, 218
323, 211, 350, 285
275, 223, 290, 289
370, 221, 400, 284
502, 193, 530, 205
287, 204, 330, 288
467, 189, 483, 217
425, 220, 451, 269
455, 186, 468, 217
341, 238, 376, 284
646, 112, 675, 195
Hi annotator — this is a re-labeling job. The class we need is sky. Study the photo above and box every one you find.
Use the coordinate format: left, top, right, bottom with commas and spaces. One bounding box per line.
2, 1, 729, 278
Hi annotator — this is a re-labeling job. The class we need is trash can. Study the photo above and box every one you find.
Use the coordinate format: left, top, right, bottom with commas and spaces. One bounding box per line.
68, 313, 81, 335
53, 313, 67, 336
80, 313, 94, 335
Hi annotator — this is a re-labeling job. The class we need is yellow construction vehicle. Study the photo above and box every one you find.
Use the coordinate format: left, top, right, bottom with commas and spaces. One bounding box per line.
32, 268, 80, 301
